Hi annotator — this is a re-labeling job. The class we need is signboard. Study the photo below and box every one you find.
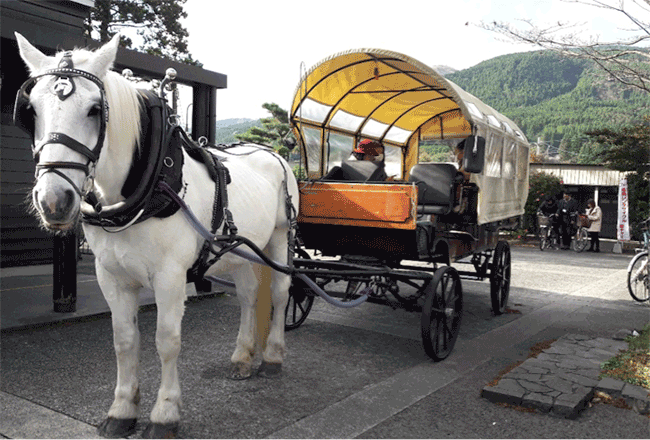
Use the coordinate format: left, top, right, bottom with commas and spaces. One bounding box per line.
617, 177, 630, 241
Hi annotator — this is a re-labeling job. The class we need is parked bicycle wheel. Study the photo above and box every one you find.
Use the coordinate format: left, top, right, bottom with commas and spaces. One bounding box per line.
539, 228, 549, 251
627, 251, 649, 302
548, 228, 560, 250
573, 227, 589, 253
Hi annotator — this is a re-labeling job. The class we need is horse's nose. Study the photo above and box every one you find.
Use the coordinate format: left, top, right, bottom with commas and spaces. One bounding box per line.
37, 188, 76, 221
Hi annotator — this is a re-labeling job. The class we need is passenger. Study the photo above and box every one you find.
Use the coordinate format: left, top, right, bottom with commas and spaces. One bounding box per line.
322, 139, 388, 181
353, 139, 384, 162
557, 191, 579, 250
586, 199, 602, 252
351, 139, 396, 181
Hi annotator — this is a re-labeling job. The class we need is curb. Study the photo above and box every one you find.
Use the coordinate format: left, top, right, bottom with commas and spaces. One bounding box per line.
481, 332, 649, 419
596, 377, 650, 415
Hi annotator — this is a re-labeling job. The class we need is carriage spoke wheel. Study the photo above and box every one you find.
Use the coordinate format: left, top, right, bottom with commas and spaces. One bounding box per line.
285, 249, 315, 330
573, 228, 589, 253
421, 266, 463, 361
490, 240, 511, 315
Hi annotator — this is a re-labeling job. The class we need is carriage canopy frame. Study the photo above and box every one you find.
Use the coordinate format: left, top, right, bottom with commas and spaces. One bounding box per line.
290, 48, 526, 158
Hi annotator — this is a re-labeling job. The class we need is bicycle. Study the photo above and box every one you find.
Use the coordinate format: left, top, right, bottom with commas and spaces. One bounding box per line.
572, 214, 590, 253
627, 219, 649, 302
538, 213, 560, 251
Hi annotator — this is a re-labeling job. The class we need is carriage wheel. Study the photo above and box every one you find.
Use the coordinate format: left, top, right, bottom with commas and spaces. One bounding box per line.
490, 240, 511, 315
573, 228, 589, 253
421, 266, 463, 361
285, 250, 315, 330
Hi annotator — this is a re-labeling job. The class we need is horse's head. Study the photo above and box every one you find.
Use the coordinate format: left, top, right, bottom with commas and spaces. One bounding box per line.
15, 32, 119, 232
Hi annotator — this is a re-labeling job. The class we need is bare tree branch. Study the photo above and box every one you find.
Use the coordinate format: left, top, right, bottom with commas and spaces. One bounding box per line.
480, 0, 650, 93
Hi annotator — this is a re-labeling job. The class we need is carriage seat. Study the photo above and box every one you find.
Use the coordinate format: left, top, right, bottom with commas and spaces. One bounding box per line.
323, 160, 388, 182
408, 163, 463, 215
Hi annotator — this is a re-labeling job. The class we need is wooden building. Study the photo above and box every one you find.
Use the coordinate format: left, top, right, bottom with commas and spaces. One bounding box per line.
1, 0, 227, 267
530, 163, 627, 239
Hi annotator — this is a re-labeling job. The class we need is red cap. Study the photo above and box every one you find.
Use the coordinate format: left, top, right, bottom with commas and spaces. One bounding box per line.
354, 139, 383, 155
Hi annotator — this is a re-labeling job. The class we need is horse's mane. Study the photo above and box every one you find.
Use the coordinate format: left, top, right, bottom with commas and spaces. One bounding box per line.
103, 70, 142, 154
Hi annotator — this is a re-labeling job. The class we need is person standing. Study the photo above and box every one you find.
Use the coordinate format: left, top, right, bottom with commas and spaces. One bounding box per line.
586, 199, 603, 252
557, 191, 578, 249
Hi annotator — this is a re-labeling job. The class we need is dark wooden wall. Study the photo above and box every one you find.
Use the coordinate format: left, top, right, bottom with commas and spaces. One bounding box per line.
1, 0, 226, 267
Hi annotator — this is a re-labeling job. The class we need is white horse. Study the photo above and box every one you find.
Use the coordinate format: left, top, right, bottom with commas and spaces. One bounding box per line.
15, 33, 298, 438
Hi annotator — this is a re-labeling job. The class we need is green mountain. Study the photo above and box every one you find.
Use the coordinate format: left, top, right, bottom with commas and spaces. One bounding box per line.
446, 50, 650, 163
214, 118, 262, 144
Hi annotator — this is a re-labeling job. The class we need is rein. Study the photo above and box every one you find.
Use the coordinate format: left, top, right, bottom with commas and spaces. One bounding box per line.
157, 180, 369, 308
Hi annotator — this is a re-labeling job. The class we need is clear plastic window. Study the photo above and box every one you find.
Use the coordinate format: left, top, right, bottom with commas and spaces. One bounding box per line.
302, 126, 322, 176
297, 98, 332, 124
466, 102, 484, 119
503, 142, 516, 179
487, 114, 501, 129
384, 144, 403, 179
326, 132, 353, 171
330, 109, 365, 132
361, 118, 390, 138
485, 134, 503, 178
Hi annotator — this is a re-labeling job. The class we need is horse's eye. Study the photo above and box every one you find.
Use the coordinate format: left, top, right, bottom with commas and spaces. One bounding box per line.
88, 104, 101, 117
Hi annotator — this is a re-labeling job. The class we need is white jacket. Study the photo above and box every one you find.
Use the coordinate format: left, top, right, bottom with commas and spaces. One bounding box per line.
586, 206, 602, 232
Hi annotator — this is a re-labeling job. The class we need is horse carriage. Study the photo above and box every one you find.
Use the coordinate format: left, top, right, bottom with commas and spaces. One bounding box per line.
14, 34, 529, 437
283, 49, 530, 361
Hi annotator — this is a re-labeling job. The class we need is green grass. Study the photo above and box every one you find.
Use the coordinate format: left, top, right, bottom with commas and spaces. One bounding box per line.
600, 323, 650, 388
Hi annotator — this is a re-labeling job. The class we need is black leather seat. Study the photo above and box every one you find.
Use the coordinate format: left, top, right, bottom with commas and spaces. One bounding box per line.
340, 160, 387, 182
408, 163, 460, 214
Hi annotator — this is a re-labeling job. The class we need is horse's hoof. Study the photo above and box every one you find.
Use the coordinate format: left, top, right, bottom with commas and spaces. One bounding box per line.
142, 422, 179, 439
258, 361, 282, 378
229, 362, 252, 380
97, 417, 137, 438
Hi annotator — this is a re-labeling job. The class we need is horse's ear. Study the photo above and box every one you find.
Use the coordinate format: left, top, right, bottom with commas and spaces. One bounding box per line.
92, 33, 120, 76
15, 32, 50, 75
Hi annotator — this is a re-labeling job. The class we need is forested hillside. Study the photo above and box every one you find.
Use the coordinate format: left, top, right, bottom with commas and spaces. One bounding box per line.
214, 119, 261, 144
446, 50, 650, 163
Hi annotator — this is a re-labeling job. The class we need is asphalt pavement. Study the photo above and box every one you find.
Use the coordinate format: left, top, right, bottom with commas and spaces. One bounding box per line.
1, 243, 649, 438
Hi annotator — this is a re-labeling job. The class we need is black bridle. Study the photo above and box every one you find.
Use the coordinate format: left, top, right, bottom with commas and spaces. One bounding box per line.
14, 51, 109, 204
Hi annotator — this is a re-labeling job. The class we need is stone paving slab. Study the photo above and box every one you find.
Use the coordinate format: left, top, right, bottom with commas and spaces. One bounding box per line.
481, 333, 639, 419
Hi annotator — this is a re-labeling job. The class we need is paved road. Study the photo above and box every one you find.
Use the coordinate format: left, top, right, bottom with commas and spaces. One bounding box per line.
1, 246, 649, 438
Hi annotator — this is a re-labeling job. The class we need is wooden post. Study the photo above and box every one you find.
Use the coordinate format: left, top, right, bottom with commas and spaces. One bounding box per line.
254, 263, 273, 353
52, 231, 77, 313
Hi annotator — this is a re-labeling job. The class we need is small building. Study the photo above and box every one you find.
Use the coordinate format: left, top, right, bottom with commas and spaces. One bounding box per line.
1, 0, 226, 267
530, 163, 626, 239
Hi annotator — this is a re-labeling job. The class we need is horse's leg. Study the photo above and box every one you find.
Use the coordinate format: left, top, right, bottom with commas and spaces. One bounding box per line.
230, 262, 259, 380
143, 268, 186, 439
96, 265, 141, 438
258, 230, 290, 377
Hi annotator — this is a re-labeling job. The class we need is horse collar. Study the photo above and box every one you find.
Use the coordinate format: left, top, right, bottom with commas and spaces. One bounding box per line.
82, 90, 185, 227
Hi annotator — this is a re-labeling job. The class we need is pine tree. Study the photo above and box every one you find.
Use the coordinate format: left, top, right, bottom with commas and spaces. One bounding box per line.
85, 0, 201, 66
235, 103, 294, 159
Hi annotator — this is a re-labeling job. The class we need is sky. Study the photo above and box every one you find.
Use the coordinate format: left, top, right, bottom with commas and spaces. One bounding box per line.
179, 0, 647, 121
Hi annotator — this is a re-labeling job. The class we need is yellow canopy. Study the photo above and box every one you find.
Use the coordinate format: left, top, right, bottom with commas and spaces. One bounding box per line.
290, 48, 525, 147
